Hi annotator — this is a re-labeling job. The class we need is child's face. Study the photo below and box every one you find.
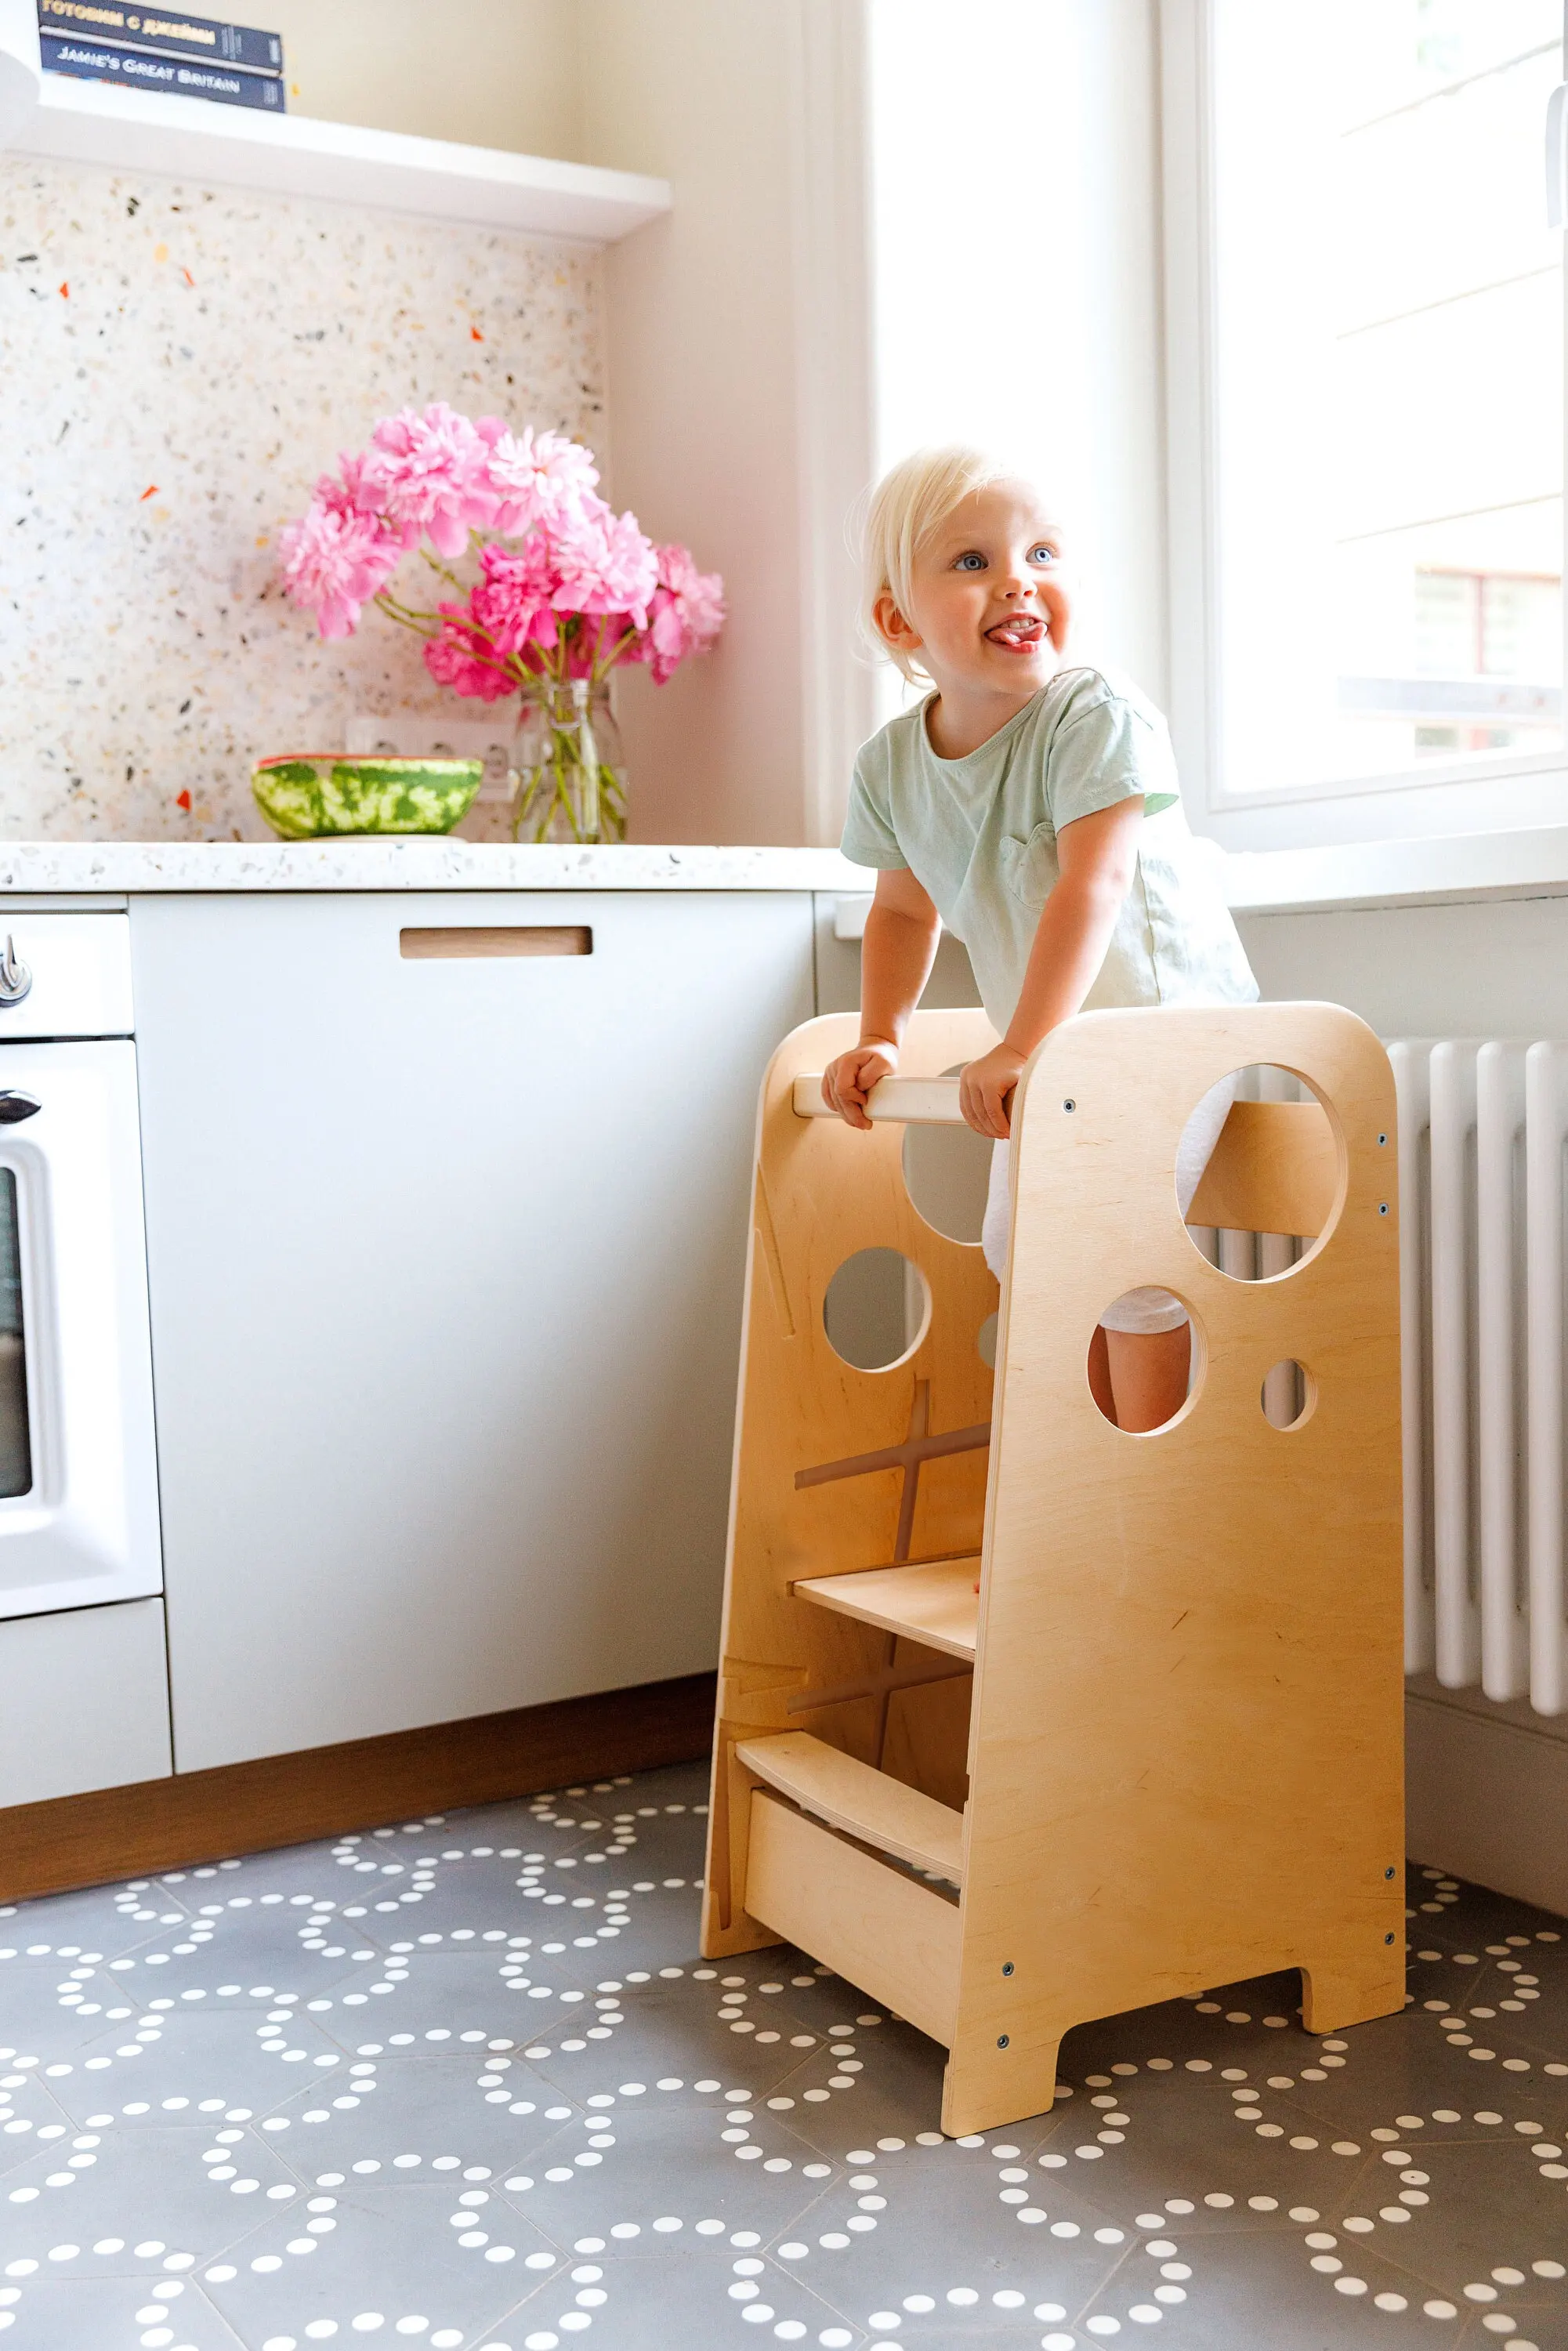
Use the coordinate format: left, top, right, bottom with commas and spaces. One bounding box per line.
878, 480, 1070, 701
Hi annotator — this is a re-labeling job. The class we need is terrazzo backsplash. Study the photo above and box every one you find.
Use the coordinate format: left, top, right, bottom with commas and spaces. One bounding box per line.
0, 158, 606, 840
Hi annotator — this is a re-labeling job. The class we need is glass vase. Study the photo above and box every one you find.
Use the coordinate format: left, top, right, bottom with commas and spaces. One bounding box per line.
510, 681, 627, 844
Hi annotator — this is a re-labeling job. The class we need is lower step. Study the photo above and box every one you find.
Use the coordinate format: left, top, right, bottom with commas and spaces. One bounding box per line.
743, 1789, 961, 2045
735, 1730, 965, 1880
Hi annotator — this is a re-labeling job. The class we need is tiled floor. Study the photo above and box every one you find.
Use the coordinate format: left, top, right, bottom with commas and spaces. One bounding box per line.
1, 1759, 1565, 2351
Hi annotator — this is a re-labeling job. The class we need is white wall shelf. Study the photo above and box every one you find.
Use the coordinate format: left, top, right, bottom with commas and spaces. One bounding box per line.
13, 72, 672, 244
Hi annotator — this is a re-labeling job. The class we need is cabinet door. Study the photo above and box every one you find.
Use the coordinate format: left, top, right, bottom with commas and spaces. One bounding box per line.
130, 890, 814, 1771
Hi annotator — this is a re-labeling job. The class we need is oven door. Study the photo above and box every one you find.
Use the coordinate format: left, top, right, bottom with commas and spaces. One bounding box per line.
0, 1038, 162, 1617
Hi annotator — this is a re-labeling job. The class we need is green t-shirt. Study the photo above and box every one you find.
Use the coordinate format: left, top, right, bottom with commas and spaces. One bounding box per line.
840, 667, 1258, 1036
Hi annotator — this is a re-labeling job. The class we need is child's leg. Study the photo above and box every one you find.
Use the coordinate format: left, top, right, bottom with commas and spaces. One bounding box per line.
1088, 1325, 1114, 1420
1094, 1077, 1237, 1429
1098, 1287, 1192, 1429
1105, 1324, 1191, 1432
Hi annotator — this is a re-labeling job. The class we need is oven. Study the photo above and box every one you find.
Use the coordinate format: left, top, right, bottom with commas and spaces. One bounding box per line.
0, 914, 168, 1811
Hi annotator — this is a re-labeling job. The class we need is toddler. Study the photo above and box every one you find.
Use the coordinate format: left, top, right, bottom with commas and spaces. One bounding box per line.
821, 447, 1258, 1432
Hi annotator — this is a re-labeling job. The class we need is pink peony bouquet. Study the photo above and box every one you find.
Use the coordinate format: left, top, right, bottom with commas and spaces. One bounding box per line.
277, 406, 724, 838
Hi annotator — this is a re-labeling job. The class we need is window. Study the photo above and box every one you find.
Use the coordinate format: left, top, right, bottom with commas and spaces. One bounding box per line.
1163, 0, 1566, 839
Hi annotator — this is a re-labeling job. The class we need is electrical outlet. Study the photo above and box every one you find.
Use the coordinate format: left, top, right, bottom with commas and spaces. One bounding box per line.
346, 714, 516, 801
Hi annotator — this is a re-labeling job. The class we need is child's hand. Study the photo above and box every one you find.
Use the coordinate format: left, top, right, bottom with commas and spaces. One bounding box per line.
960, 1041, 1027, 1139
821, 1040, 900, 1131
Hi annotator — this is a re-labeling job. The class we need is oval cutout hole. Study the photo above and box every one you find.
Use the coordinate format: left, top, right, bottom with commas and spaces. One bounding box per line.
1262, 1358, 1316, 1430
1088, 1291, 1203, 1434
823, 1247, 929, 1371
1181, 1063, 1339, 1281
902, 1063, 993, 1244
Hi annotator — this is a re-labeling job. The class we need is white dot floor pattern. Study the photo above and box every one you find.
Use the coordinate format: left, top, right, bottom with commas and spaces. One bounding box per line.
0, 1762, 1565, 2349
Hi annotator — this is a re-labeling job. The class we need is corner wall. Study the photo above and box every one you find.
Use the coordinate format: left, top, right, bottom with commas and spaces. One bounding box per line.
578, 0, 875, 846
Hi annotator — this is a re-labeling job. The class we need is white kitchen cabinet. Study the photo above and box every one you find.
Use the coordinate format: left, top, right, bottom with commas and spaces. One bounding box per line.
129, 889, 815, 1771
0, 1597, 172, 1805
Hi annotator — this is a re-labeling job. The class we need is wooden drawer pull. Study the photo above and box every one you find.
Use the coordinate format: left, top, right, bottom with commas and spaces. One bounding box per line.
400, 926, 592, 960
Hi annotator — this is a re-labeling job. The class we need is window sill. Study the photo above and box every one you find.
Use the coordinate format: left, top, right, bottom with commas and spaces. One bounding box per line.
1226, 822, 1568, 915
838, 823, 1568, 938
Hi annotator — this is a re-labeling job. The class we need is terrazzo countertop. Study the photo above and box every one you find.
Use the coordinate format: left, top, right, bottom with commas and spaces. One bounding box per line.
0, 840, 875, 894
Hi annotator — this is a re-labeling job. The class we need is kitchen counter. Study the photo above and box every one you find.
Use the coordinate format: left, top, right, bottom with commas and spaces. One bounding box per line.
11, 820, 1568, 913
0, 840, 873, 895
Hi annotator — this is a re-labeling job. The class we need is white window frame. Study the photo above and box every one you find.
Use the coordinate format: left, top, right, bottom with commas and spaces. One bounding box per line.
1159, 0, 1568, 851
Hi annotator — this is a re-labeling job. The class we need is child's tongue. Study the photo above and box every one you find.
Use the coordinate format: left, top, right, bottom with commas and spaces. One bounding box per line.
987, 616, 1044, 649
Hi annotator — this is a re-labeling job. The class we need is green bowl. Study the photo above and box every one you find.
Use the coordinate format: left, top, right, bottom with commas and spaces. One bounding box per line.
252, 755, 483, 840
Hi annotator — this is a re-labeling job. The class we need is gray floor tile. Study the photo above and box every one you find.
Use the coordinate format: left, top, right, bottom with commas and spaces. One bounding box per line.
494, 2099, 840, 2246
200, 2178, 563, 2348
0, 2268, 248, 2351
0, 1957, 152, 2066
0, 2120, 291, 2273
0, 2065, 74, 2190
777, 2134, 1137, 2338
2, 1811, 1565, 2351
49, 2002, 356, 2132
259, 2049, 588, 2175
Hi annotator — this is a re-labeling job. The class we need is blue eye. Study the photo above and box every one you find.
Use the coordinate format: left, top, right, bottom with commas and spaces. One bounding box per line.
1030, 544, 1058, 566
954, 551, 987, 571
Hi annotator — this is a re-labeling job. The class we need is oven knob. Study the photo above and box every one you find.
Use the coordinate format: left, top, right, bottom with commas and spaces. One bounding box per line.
0, 936, 31, 1006
0, 1092, 39, 1123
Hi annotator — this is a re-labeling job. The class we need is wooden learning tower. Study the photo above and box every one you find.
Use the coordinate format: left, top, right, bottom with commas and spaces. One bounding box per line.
701, 1001, 1406, 2139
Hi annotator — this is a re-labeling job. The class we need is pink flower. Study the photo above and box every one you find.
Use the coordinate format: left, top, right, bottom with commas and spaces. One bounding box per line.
629, 543, 726, 681
277, 488, 402, 639
550, 499, 659, 627
279, 412, 722, 692
657, 542, 726, 646
482, 426, 599, 537
359, 401, 492, 559
469, 538, 561, 657
422, 604, 517, 702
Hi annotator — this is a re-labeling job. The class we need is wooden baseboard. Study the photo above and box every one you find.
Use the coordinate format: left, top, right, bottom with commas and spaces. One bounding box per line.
0, 1672, 717, 1906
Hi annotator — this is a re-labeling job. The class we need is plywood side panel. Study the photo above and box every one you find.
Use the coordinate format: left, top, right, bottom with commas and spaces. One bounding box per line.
945, 1002, 1404, 2135
702, 1009, 998, 1954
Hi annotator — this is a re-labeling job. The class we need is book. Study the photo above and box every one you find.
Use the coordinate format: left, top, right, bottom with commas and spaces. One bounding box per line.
36, 4, 284, 76
40, 32, 286, 109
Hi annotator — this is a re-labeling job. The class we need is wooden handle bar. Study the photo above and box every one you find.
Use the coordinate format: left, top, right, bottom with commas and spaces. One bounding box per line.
792, 1074, 965, 1124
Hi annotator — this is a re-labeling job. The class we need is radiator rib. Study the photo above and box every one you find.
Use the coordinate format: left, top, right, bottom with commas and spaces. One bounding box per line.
1389, 1038, 1565, 1719
1389, 1041, 1436, 1676
1475, 1044, 1529, 1704
1429, 1042, 1480, 1690
1525, 1042, 1568, 1716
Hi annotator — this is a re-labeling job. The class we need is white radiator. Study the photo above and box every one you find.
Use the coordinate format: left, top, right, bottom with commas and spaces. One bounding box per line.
1389, 1039, 1568, 1718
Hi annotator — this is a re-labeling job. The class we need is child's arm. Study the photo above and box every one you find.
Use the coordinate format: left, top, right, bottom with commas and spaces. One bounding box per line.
821, 866, 942, 1129
959, 797, 1144, 1139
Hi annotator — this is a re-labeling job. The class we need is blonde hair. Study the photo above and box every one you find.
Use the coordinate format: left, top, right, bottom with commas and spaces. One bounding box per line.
860, 444, 1023, 684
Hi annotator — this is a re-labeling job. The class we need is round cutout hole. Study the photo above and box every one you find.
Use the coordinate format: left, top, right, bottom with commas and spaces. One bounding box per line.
977, 1310, 998, 1370
1262, 1359, 1316, 1430
1087, 1291, 1204, 1434
822, 1247, 929, 1371
902, 1063, 993, 1244
1179, 1064, 1339, 1280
